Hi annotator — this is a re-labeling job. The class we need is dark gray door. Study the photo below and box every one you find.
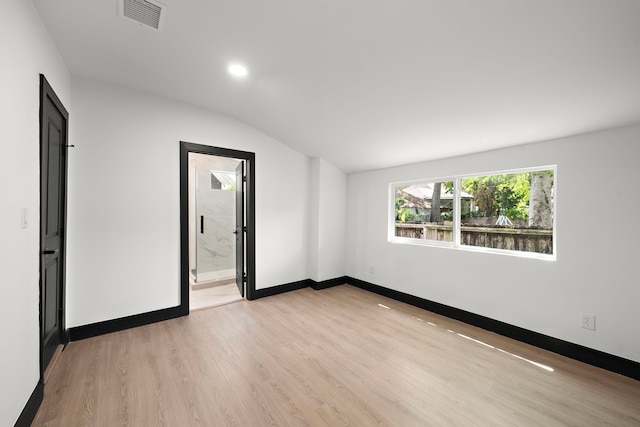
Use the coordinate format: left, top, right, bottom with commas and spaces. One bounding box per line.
40, 75, 68, 375
235, 161, 244, 297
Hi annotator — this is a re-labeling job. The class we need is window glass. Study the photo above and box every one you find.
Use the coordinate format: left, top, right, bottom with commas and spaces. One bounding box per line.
390, 167, 555, 258
394, 180, 455, 243
460, 170, 554, 255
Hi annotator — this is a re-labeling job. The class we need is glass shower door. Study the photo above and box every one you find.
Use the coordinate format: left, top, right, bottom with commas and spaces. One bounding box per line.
195, 168, 236, 284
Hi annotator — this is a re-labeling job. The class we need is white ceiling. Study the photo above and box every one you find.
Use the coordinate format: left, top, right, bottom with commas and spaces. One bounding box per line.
33, 0, 640, 173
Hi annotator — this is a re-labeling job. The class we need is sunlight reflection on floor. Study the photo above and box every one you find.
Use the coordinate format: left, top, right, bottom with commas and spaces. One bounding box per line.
378, 300, 554, 372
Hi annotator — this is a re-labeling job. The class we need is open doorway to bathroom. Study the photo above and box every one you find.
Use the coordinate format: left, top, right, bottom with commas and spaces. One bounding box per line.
179, 142, 256, 313
189, 152, 241, 310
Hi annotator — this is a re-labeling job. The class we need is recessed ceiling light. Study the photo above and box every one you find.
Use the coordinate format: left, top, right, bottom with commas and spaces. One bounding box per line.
228, 64, 248, 77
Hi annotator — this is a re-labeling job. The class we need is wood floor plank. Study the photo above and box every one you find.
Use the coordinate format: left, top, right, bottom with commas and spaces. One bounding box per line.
33, 285, 640, 426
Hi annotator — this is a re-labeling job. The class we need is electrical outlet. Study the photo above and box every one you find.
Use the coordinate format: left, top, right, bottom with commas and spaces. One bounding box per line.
581, 313, 596, 331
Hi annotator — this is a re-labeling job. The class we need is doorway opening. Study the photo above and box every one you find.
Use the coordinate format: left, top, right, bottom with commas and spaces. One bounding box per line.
179, 142, 255, 313
189, 153, 240, 310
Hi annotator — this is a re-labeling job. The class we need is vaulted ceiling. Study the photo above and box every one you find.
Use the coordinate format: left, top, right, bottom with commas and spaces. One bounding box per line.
34, 0, 640, 172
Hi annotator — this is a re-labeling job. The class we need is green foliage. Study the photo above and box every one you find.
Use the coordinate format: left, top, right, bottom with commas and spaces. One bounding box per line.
395, 185, 420, 222
395, 192, 408, 221
462, 173, 532, 221
399, 209, 414, 222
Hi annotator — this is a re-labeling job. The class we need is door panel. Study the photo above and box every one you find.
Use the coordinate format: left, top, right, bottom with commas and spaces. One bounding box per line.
235, 162, 245, 297
46, 124, 61, 235
43, 259, 59, 338
40, 75, 68, 377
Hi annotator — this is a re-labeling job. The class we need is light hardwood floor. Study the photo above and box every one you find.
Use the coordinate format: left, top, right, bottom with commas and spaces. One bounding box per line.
190, 282, 242, 312
33, 285, 640, 426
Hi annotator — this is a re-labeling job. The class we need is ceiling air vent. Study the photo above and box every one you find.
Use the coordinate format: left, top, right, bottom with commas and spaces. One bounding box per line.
118, 0, 167, 31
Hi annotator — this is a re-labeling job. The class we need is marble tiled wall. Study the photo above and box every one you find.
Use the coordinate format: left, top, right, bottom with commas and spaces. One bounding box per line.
196, 169, 236, 283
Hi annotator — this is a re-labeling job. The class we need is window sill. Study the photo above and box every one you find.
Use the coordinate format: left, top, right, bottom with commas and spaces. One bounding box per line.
388, 237, 556, 261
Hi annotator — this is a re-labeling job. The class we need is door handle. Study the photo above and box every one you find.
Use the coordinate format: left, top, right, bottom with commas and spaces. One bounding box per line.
200, 215, 204, 234
43, 248, 58, 255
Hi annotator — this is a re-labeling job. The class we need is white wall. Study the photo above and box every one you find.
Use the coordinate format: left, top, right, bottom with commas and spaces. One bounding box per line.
67, 78, 310, 327
309, 158, 348, 282
0, 1, 71, 425
309, 159, 321, 280
319, 159, 348, 281
347, 125, 640, 363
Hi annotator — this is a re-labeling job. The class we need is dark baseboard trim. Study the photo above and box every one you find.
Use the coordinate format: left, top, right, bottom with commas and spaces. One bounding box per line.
68, 275, 346, 340
346, 277, 640, 382
14, 380, 43, 427
68, 306, 187, 341
68, 276, 347, 341
61, 276, 640, 381
249, 279, 310, 300
310, 276, 349, 290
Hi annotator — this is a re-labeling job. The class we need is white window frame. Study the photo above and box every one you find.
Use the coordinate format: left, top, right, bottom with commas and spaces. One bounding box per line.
389, 165, 557, 261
